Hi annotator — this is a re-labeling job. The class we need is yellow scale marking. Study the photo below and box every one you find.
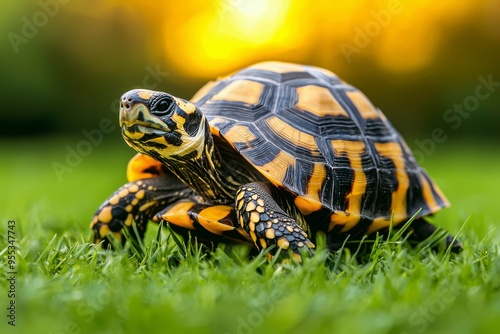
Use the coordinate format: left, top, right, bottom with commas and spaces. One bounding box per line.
346, 91, 379, 119
250, 211, 260, 223
109, 194, 120, 205
97, 206, 113, 223
368, 142, 410, 234
277, 238, 289, 249
128, 184, 139, 193
265, 229, 275, 239
135, 190, 145, 200
139, 201, 157, 212
124, 214, 134, 227
295, 85, 349, 117
118, 188, 129, 198
329, 140, 367, 232
98, 224, 111, 238
211, 80, 263, 105
246, 201, 256, 211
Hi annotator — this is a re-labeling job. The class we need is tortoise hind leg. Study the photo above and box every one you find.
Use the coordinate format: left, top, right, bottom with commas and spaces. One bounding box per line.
153, 202, 253, 246
235, 182, 315, 261
409, 219, 463, 253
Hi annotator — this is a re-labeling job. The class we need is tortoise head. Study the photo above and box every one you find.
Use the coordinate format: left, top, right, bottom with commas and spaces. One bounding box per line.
119, 89, 206, 161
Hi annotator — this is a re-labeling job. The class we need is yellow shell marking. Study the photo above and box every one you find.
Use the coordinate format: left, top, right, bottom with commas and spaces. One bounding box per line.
329, 140, 367, 232
211, 80, 263, 105
255, 151, 295, 187
418, 174, 441, 214
295, 85, 349, 117
190, 80, 218, 104
265, 116, 321, 156
368, 142, 409, 233
208, 117, 226, 137
294, 162, 325, 215
346, 91, 379, 119
223, 125, 257, 149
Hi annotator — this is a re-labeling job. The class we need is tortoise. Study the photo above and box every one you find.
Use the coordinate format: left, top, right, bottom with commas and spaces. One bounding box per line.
91, 61, 461, 258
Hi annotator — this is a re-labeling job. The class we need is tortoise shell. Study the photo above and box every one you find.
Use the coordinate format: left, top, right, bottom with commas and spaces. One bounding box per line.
189, 61, 449, 236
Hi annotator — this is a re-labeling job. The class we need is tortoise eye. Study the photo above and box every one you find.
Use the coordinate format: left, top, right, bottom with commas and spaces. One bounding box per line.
152, 97, 174, 115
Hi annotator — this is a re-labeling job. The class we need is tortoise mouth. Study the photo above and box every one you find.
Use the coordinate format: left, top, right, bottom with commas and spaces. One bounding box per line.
120, 102, 172, 140
121, 123, 170, 142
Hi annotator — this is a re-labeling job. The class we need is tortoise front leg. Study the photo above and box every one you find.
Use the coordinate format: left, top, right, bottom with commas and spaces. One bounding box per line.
235, 182, 315, 261
91, 175, 195, 248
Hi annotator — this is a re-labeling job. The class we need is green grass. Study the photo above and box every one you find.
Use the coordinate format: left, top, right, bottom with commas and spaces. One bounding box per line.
1, 136, 499, 334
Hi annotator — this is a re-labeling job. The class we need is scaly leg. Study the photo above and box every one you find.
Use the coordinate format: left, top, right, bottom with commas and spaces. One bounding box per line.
91, 174, 195, 248
235, 182, 315, 261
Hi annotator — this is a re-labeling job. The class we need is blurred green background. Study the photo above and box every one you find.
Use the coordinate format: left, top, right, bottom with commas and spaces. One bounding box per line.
1, 0, 499, 139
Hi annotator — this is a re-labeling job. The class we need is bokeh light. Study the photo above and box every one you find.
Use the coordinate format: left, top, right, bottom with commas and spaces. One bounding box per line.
0, 0, 498, 138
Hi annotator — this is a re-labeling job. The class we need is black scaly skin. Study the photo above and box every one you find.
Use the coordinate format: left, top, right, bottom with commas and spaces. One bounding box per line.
235, 182, 315, 259
91, 174, 196, 248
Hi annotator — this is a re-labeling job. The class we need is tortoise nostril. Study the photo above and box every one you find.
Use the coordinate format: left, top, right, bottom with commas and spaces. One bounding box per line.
127, 98, 132, 102
125, 104, 130, 109
120, 103, 123, 108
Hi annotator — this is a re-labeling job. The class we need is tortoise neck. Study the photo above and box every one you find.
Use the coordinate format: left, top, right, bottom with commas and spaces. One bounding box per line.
158, 122, 241, 203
